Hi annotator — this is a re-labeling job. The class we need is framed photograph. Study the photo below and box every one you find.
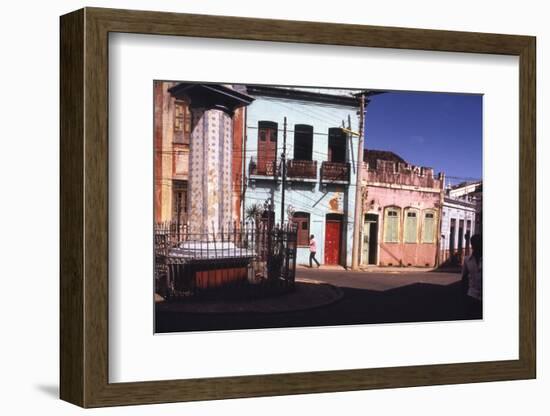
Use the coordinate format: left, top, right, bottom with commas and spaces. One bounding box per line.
60, 7, 536, 408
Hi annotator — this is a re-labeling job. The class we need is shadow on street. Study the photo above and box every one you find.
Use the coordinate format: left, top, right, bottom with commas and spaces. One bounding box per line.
155, 280, 481, 333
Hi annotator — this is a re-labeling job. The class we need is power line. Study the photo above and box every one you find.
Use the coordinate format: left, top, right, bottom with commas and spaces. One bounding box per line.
156, 147, 339, 158
244, 194, 355, 223
263, 99, 350, 127
157, 148, 479, 182
445, 175, 482, 182
246, 125, 333, 135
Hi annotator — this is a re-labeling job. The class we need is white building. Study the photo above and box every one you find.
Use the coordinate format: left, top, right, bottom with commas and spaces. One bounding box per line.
448, 181, 482, 234
440, 187, 478, 266
243, 85, 363, 267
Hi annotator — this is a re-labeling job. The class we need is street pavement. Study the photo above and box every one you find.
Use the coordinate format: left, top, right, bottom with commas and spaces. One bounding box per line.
155, 266, 481, 333
296, 265, 461, 291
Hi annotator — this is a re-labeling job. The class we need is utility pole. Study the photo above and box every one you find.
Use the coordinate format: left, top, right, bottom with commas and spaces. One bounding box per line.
280, 116, 287, 227
241, 109, 247, 226
435, 172, 445, 267
351, 94, 366, 270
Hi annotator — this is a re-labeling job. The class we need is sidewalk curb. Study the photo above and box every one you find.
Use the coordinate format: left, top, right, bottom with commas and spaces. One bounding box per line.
156, 281, 344, 315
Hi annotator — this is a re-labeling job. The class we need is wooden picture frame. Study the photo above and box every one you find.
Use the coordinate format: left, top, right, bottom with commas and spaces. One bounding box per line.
60, 7, 536, 408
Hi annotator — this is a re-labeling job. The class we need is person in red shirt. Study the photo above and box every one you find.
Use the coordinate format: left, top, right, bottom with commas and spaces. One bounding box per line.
309, 234, 320, 268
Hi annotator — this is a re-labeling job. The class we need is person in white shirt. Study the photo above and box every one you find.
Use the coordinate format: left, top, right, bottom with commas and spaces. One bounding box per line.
462, 234, 482, 302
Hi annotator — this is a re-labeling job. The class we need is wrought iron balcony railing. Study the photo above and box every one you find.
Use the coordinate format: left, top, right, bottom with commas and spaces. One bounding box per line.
321, 161, 351, 183
286, 159, 317, 180
249, 157, 280, 178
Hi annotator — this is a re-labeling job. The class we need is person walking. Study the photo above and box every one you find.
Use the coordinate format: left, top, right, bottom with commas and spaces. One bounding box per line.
309, 234, 320, 268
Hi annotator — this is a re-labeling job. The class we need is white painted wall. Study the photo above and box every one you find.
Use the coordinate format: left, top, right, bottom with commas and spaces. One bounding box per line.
441, 202, 477, 252
0, 0, 546, 415
245, 95, 359, 265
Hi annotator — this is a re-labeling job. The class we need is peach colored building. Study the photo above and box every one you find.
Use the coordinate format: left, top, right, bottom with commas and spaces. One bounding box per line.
154, 81, 247, 226
361, 150, 444, 267
154, 80, 190, 225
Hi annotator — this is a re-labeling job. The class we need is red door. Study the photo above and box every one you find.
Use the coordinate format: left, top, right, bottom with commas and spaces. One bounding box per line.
257, 122, 278, 175
325, 220, 342, 265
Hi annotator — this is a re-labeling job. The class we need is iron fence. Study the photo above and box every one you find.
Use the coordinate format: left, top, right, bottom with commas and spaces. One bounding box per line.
155, 221, 297, 300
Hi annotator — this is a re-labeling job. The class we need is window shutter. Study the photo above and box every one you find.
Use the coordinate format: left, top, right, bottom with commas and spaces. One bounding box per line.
294, 124, 314, 161
269, 127, 278, 142
422, 212, 435, 243
184, 108, 191, 141
173, 101, 188, 144
404, 211, 418, 243
292, 212, 310, 246
385, 210, 399, 243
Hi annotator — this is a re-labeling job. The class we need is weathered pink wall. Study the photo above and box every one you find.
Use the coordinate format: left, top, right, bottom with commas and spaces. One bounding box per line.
366, 160, 442, 189
362, 159, 443, 267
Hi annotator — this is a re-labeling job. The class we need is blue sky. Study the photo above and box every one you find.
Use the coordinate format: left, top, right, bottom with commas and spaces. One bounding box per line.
364, 91, 482, 186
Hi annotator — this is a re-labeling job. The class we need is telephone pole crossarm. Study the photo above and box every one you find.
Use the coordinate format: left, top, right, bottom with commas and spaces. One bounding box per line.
340, 127, 360, 137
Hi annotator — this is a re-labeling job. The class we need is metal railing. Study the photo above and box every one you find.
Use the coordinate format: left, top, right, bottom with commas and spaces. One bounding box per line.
248, 157, 280, 177
321, 161, 351, 182
286, 159, 317, 179
154, 221, 297, 299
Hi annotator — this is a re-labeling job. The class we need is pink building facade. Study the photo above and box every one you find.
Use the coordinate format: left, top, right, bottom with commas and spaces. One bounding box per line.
361, 150, 444, 267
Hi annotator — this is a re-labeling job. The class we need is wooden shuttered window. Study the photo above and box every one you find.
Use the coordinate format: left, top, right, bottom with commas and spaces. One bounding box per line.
173, 100, 191, 144
422, 211, 436, 243
384, 208, 400, 243
171, 180, 187, 225
292, 212, 310, 246
404, 209, 418, 243
257, 121, 278, 175
328, 128, 346, 163
294, 124, 313, 161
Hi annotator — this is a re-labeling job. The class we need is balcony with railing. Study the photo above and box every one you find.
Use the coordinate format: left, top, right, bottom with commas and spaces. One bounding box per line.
248, 157, 280, 179
286, 159, 317, 181
321, 161, 351, 184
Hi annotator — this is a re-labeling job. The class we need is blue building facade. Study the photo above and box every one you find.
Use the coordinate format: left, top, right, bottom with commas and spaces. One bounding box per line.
243, 86, 361, 267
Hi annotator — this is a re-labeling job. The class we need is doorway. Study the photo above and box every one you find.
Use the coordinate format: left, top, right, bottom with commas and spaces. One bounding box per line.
362, 213, 378, 265
449, 218, 456, 255
324, 214, 343, 265
257, 121, 278, 175
328, 127, 346, 163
